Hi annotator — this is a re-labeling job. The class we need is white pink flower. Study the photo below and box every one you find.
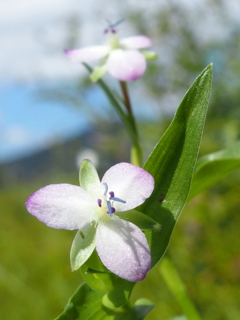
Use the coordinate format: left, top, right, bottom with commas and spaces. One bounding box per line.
65, 29, 155, 82
26, 160, 154, 282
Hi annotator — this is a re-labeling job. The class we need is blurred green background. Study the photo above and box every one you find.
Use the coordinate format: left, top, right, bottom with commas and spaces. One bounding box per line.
1, 0, 240, 319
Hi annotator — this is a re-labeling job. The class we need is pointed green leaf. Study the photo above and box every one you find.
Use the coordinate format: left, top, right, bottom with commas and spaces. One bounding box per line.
70, 223, 96, 271
140, 64, 212, 267
188, 141, 240, 200
115, 209, 160, 230
55, 283, 154, 320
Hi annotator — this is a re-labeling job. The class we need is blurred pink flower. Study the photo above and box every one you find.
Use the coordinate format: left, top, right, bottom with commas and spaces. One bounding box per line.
65, 26, 156, 82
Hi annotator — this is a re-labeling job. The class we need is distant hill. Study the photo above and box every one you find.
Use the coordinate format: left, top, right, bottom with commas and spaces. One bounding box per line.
0, 122, 130, 188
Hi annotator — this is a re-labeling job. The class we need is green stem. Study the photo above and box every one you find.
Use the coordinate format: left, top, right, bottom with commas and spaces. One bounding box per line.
119, 81, 143, 167
83, 63, 143, 167
119, 81, 133, 116
159, 257, 202, 320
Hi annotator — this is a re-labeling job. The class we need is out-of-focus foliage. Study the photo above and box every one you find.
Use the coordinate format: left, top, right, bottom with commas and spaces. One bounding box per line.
189, 141, 240, 200
127, 0, 240, 121
0, 180, 82, 320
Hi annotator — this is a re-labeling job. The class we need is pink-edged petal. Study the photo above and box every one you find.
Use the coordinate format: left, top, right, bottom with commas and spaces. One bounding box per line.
64, 45, 110, 63
25, 184, 95, 230
106, 49, 147, 82
120, 36, 152, 49
101, 163, 154, 212
96, 217, 151, 282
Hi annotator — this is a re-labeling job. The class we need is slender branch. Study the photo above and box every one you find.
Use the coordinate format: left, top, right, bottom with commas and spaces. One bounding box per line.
119, 81, 133, 116
119, 81, 143, 166
83, 63, 143, 166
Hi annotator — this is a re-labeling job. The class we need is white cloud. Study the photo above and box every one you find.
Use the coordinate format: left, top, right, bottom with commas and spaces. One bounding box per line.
3, 126, 30, 146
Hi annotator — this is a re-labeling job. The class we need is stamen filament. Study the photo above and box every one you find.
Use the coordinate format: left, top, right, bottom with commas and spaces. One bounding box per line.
103, 182, 108, 195
107, 201, 113, 215
110, 196, 126, 204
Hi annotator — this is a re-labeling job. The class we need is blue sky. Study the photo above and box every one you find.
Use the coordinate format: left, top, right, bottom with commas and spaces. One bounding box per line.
0, 83, 90, 162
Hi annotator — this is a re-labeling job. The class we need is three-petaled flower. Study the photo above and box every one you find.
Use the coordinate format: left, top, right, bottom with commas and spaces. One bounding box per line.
65, 22, 156, 82
26, 160, 154, 282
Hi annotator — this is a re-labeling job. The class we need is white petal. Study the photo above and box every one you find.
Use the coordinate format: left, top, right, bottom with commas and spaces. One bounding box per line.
26, 184, 95, 230
96, 217, 151, 282
120, 36, 152, 49
70, 223, 96, 271
106, 49, 147, 82
101, 163, 154, 212
65, 45, 110, 63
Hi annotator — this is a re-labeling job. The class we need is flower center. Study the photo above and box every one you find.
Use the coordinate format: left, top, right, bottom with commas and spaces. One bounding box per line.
108, 34, 120, 50
103, 18, 125, 34
97, 182, 126, 217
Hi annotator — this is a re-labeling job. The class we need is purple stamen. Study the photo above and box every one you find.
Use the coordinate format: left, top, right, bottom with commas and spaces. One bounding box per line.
111, 207, 116, 213
107, 205, 116, 215
109, 191, 114, 197
97, 199, 102, 207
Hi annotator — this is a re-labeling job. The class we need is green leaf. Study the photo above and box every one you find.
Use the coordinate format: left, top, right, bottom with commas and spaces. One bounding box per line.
80, 263, 115, 292
141, 50, 158, 60
55, 283, 154, 320
140, 64, 212, 267
70, 223, 96, 271
188, 141, 240, 200
80, 250, 115, 292
115, 209, 161, 230
131, 298, 155, 320
81, 255, 135, 308
90, 64, 107, 82
102, 279, 135, 309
